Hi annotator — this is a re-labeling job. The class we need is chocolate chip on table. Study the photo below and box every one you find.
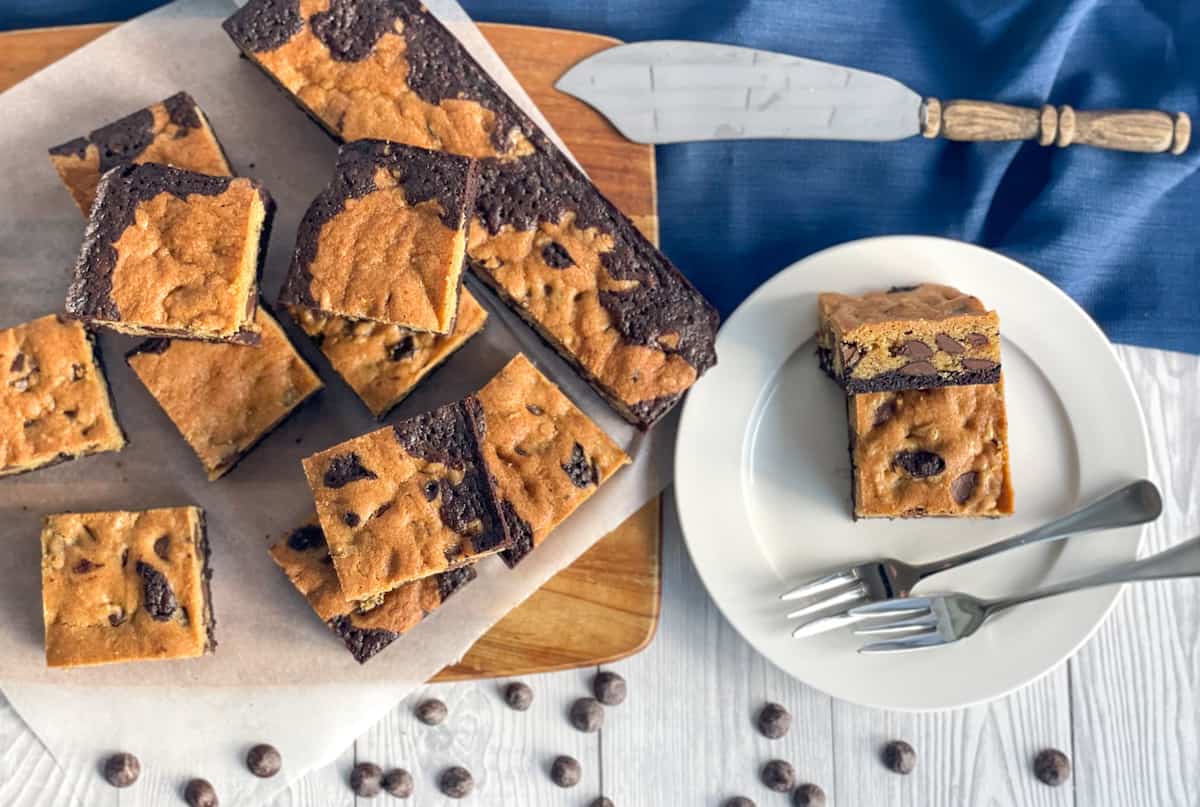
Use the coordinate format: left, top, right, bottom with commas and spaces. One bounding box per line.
351, 762, 384, 797
593, 671, 626, 706
569, 697, 605, 733
756, 702, 791, 739
416, 698, 448, 725
383, 768, 414, 798
724, 796, 756, 807
761, 759, 796, 792
793, 783, 826, 807
102, 752, 140, 788
184, 778, 219, 807
550, 754, 582, 787
504, 681, 534, 711
439, 766, 474, 799
882, 740, 917, 774
246, 743, 282, 778
1033, 748, 1071, 786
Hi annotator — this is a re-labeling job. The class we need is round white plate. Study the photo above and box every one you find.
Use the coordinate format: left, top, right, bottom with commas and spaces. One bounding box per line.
675, 235, 1150, 711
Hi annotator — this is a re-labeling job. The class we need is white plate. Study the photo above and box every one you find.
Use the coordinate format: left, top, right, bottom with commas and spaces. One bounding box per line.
675, 236, 1150, 711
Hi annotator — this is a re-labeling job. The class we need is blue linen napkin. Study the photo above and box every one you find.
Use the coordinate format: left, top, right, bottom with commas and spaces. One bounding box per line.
8, 0, 1199, 353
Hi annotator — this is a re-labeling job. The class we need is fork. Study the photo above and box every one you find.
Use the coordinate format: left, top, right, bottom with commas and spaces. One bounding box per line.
851, 532, 1200, 653
783, 479, 1161, 638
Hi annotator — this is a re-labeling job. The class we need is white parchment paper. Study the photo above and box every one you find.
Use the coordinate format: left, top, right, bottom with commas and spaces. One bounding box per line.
0, 0, 672, 799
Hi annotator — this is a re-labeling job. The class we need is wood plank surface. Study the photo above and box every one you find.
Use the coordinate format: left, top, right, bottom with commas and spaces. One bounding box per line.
0, 21, 663, 682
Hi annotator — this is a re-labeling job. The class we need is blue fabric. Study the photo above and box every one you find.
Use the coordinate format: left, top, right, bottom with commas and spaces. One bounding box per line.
7, 1, 1199, 353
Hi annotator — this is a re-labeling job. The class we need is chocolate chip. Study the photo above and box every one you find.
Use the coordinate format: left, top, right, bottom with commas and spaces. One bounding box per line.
761, 759, 796, 792
504, 681, 533, 711
550, 755, 581, 788
562, 442, 599, 488
894, 340, 933, 360
121, 548, 129, 567
343, 511, 361, 527
423, 480, 439, 501
541, 241, 574, 268
873, 398, 898, 427
724, 799, 756, 807
246, 744, 282, 778
108, 608, 126, 627
9, 353, 24, 372
593, 671, 626, 705
526, 403, 544, 416
951, 471, 979, 504
893, 451, 945, 478
965, 332, 989, 347
1033, 748, 1071, 786
888, 284, 918, 293
323, 452, 377, 488
103, 752, 140, 787
439, 766, 473, 798
935, 333, 965, 354
962, 357, 999, 371
63, 408, 78, 420
757, 702, 791, 739
388, 336, 415, 361
153, 535, 170, 561
184, 778, 219, 807
570, 697, 604, 732
73, 558, 101, 574
351, 762, 384, 797
383, 768, 414, 798
899, 360, 936, 375
882, 740, 916, 774
72, 363, 86, 380
416, 698, 448, 725
287, 524, 325, 551
840, 343, 864, 371
137, 561, 178, 621
793, 783, 826, 807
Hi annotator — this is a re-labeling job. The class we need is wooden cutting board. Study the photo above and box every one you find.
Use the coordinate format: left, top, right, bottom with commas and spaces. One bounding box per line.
0, 21, 662, 681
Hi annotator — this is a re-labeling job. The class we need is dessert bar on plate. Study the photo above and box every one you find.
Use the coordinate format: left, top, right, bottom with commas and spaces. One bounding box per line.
48, 91, 233, 215
280, 140, 478, 333
66, 163, 273, 344
223, 0, 719, 428
476, 354, 629, 566
848, 382, 1014, 518
270, 519, 475, 663
125, 306, 324, 480
818, 283, 1001, 393
288, 288, 488, 419
0, 314, 125, 477
40, 506, 214, 668
301, 397, 511, 603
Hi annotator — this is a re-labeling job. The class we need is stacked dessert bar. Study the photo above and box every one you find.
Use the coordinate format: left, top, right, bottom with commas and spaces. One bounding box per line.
817, 284, 1014, 518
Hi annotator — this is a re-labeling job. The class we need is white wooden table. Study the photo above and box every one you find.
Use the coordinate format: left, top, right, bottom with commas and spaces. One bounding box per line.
3, 344, 1197, 806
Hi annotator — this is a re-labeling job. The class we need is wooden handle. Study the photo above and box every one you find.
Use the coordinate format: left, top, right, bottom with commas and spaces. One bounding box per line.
921, 98, 1190, 154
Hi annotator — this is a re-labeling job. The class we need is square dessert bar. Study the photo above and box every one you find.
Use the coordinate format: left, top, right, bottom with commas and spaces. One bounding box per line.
224, 0, 719, 428
125, 306, 323, 480
281, 140, 478, 333
40, 506, 214, 668
270, 519, 475, 663
302, 397, 510, 602
848, 382, 1014, 518
476, 354, 629, 566
289, 288, 488, 419
818, 284, 1002, 393
49, 91, 233, 215
0, 314, 125, 477
66, 163, 274, 344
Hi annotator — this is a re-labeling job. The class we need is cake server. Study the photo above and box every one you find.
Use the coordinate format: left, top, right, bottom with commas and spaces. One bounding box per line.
556, 41, 1190, 154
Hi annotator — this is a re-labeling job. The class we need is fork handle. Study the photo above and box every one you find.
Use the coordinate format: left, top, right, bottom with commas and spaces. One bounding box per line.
915, 480, 1161, 581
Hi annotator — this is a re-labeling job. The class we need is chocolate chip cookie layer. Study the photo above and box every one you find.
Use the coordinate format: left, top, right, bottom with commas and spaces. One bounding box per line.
40, 506, 215, 667
223, 0, 719, 428
301, 396, 510, 601
49, 91, 233, 215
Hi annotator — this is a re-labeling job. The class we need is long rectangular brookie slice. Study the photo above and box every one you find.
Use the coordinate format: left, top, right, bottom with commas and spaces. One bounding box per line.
223, 0, 719, 428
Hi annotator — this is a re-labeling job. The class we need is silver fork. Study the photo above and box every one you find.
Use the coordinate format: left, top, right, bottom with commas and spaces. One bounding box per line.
783, 479, 1161, 638
852, 532, 1200, 653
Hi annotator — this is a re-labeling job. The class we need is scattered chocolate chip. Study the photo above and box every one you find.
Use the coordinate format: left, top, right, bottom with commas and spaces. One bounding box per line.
888, 285, 918, 293
343, 511, 361, 527
504, 681, 533, 711
590, 799, 614, 807
873, 398, 898, 427
935, 333, 965, 354
323, 452, 377, 488
103, 752, 140, 788
439, 766, 473, 799
121, 548, 129, 567
351, 762, 384, 798
550, 755, 581, 788
246, 744, 282, 778
569, 697, 604, 733
388, 336, 415, 361
416, 698, 448, 726
154, 535, 170, 561
562, 442, 599, 488
73, 558, 101, 574
593, 671, 626, 705
757, 702, 791, 739
951, 471, 979, 504
882, 740, 916, 774
965, 332, 989, 347
108, 608, 126, 627
894, 340, 933, 360
63, 408, 78, 420
72, 363, 86, 380
287, 524, 325, 551
9, 353, 24, 372
899, 360, 936, 375
383, 768, 414, 798
893, 450, 945, 478
184, 778, 219, 807
840, 343, 864, 371
962, 357, 999, 371
526, 403, 544, 416
541, 241, 574, 268
761, 759, 796, 792
423, 480, 439, 501
137, 561, 178, 621
793, 783, 826, 807
1033, 748, 1071, 786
